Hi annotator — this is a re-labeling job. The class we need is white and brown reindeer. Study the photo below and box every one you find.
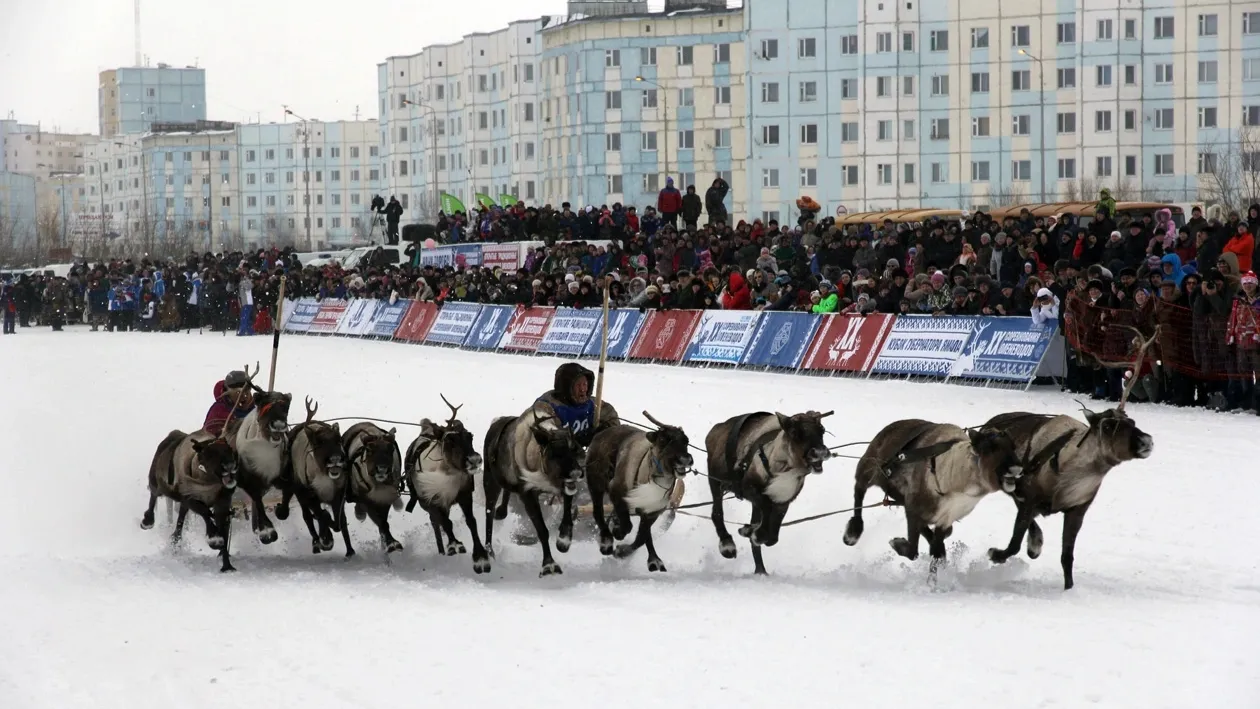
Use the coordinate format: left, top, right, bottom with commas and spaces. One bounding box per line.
584, 411, 694, 572
279, 397, 351, 556
403, 395, 490, 574
843, 420, 1030, 575
983, 327, 1156, 589
704, 410, 833, 575
342, 422, 405, 556
223, 364, 293, 545
142, 431, 240, 572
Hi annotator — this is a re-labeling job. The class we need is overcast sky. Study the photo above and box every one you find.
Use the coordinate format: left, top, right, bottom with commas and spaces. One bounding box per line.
0, 0, 581, 134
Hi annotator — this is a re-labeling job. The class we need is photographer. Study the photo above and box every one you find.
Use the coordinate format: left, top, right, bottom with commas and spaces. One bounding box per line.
377, 195, 404, 245
1031, 286, 1059, 326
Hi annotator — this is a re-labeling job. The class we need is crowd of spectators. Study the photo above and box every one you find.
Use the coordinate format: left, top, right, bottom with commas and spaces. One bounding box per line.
2, 180, 1257, 413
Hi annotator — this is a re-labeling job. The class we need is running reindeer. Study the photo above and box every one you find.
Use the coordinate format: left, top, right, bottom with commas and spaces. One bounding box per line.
404, 395, 490, 574
343, 422, 405, 556
983, 326, 1156, 589
704, 410, 833, 575
280, 397, 350, 555
483, 409, 586, 577
224, 363, 293, 545
585, 411, 693, 572
141, 431, 239, 572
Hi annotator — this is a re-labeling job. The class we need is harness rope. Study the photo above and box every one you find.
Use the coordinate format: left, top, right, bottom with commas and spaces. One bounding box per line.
674, 498, 897, 528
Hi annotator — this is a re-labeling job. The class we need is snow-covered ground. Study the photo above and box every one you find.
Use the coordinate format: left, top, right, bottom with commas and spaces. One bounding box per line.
1, 328, 1257, 709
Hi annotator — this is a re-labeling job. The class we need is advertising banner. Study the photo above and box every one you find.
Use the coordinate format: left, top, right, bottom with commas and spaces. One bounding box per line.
538, 307, 602, 356
419, 245, 457, 268
308, 299, 349, 334
872, 315, 980, 376
499, 306, 556, 352
334, 299, 377, 336
481, 243, 521, 272
582, 309, 647, 360
682, 310, 762, 365
742, 312, 822, 369
394, 301, 439, 343
463, 304, 515, 350
365, 299, 412, 338
452, 244, 482, 269
424, 302, 482, 345
628, 310, 702, 362
801, 314, 896, 372
947, 318, 1059, 382
282, 298, 322, 333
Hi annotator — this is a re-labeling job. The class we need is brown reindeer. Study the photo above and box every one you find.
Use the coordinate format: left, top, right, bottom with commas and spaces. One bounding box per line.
142, 431, 239, 572
222, 363, 293, 545
983, 327, 1156, 589
585, 411, 694, 572
843, 421, 1025, 575
280, 397, 350, 555
704, 411, 833, 575
404, 395, 490, 574
343, 422, 404, 556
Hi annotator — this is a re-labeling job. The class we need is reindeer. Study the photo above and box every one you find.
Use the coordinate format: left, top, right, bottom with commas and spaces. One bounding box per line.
222, 363, 293, 545
482, 410, 586, 577
404, 395, 490, 574
584, 412, 694, 572
842, 420, 1025, 575
343, 422, 404, 556
280, 397, 350, 555
983, 327, 1156, 589
142, 431, 239, 572
704, 410, 833, 575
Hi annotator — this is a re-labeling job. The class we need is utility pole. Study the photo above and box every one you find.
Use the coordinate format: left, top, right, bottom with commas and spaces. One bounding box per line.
206, 132, 214, 250
285, 108, 313, 249
1020, 49, 1048, 203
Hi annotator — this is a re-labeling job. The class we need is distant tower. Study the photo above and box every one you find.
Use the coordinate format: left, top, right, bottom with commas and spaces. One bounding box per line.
134, 0, 142, 66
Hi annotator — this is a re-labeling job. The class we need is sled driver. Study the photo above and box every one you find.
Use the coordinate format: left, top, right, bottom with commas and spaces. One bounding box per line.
203, 369, 256, 436
528, 362, 620, 446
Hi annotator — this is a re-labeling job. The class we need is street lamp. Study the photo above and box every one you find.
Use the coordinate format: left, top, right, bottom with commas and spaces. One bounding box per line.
284, 108, 314, 248
402, 98, 439, 221
634, 76, 670, 189
1019, 49, 1048, 203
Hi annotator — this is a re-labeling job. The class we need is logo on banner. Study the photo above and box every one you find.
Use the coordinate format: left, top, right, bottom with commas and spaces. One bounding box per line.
770, 323, 792, 356
829, 317, 865, 367
656, 318, 675, 350
346, 303, 369, 330
948, 321, 992, 377
608, 311, 631, 347
480, 309, 504, 339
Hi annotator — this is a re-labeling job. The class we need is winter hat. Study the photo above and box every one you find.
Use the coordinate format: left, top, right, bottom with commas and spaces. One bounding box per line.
930, 271, 946, 285
1146, 255, 1162, 270
568, 282, 580, 292
565, 273, 576, 283
645, 285, 660, 296
951, 286, 969, 298
1242, 271, 1259, 286
819, 280, 833, 291
1110, 230, 1123, 240
1036, 287, 1053, 299
531, 279, 543, 287
774, 274, 791, 286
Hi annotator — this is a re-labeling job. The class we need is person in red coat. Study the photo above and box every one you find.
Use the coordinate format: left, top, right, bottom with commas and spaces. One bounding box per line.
657, 177, 683, 230
1223, 223, 1255, 274
203, 370, 255, 436
720, 270, 752, 310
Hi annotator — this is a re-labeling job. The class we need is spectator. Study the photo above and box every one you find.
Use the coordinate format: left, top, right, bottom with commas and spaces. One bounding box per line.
1031, 287, 1059, 325
657, 178, 683, 229
720, 269, 751, 310
704, 177, 729, 225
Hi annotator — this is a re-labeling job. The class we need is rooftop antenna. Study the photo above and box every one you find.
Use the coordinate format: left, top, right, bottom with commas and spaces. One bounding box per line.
134, 0, 142, 67
354, 105, 360, 121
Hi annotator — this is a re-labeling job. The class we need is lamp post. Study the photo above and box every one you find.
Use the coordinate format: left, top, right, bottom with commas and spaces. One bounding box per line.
284, 108, 314, 248
634, 76, 670, 189
1019, 49, 1048, 203
402, 98, 439, 220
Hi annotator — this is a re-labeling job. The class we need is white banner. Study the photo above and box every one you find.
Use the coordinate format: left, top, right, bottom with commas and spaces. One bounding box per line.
682, 310, 762, 364
872, 315, 978, 376
334, 299, 377, 336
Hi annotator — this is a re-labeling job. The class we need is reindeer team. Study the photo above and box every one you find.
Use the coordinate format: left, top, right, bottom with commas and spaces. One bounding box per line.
141, 332, 1156, 590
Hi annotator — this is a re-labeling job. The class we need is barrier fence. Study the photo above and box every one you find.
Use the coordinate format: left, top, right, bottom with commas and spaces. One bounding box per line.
280, 298, 1065, 388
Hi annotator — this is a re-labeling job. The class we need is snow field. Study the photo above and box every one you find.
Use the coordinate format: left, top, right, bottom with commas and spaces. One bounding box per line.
0, 329, 1257, 709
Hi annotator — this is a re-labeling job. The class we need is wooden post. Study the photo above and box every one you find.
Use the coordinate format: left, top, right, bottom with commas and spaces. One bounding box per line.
267, 276, 286, 392
593, 282, 611, 427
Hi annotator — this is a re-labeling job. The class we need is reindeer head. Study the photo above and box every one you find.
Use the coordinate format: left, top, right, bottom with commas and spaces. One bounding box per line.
774, 410, 834, 474
421, 394, 482, 473
255, 391, 293, 441
643, 411, 693, 479
531, 424, 586, 496
966, 427, 1023, 493
356, 428, 399, 484
192, 438, 238, 490
1083, 325, 1157, 461
301, 397, 346, 478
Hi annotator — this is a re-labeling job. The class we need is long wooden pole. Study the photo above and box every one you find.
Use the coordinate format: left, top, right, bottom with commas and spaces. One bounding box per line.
593, 282, 611, 427
267, 276, 286, 392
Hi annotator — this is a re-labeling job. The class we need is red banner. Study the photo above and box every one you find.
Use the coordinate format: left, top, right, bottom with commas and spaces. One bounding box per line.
308, 300, 349, 334
394, 301, 439, 343
499, 306, 555, 352
481, 243, 521, 272
801, 313, 894, 372
628, 310, 702, 362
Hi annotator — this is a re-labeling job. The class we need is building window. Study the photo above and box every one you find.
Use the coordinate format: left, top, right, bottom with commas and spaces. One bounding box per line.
1245, 106, 1260, 126
800, 168, 817, 187
876, 76, 891, 97
760, 125, 779, 146
1095, 110, 1113, 132
1155, 108, 1174, 129
1057, 68, 1076, 89
641, 131, 657, 151
841, 79, 858, 99
642, 89, 658, 109
1058, 158, 1076, 179
1154, 154, 1174, 175
760, 39, 778, 59
798, 37, 816, 58
971, 161, 990, 181
678, 130, 695, 149
843, 165, 859, 185
678, 88, 694, 107
1199, 107, 1218, 128
245, 150, 256, 162
606, 174, 623, 194
931, 75, 949, 96
1244, 58, 1260, 81
800, 124, 818, 144
1124, 109, 1138, 130
799, 81, 818, 102
605, 133, 621, 152
877, 164, 893, 185
714, 86, 731, 105
761, 82, 780, 103
841, 122, 859, 142
1246, 13, 1260, 34
902, 32, 915, 52
677, 45, 693, 65
247, 196, 257, 207
930, 30, 948, 51
714, 128, 731, 148
1011, 25, 1030, 47
903, 76, 915, 96
1125, 155, 1138, 176
903, 119, 916, 140
1096, 65, 1113, 86
605, 49, 620, 67
1097, 19, 1113, 40
605, 91, 621, 110
1198, 153, 1217, 174
971, 27, 989, 48
1154, 17, 1174, 39
971, 72, 990, 93
1012, 114, 1030, 135
1097, 156, 1113, 177
1012, 160, 1032, 181
841, 35, 858, 54
1125, 18, 1137, 39
1057, 22, 1076, 43
1199, 14, 1218, 37
1125, 65, 1137, 85
641, 47, 657, 66
761, 169, 779, 188
1199, 61, 1218, 83
1058, 112, 1077, 134
877, 120, 893, 140
931, 118, 950, 139
876, 32, 892, 52
1012, 70, 1031, 91
971, 116, 991, 137
1155, 64, 1174, 84
714, 43, 731, 63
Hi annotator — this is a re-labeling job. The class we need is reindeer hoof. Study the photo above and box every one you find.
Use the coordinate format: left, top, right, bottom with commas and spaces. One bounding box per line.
257, 527, 278, 545
274, 503, 290, 521
445, 541, 465, 556
141, 513, 155, 530
385, 540, 403, 554
319, 536, 335, 552
598, 537, 614, 556
345, 549, 356, 559
988, 548, 1010, 564
392, 498, 404, 511
220, 563, 236, 573
719, 539, 738, 559
614, 544, 636, 559
354, 504, 367, 522
311, 542, 322, 555
1027, 527, 1044, 559
555, 534, 572, 554
207, 535, 225, 550
843, 518, 863, 546
539, 562, 562, 577
647, 558, 667, 573
473, 555, 492, 574
890, 537, 918, 560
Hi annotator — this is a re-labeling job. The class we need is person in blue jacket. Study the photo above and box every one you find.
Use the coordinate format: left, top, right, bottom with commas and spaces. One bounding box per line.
528, 362, 620, 447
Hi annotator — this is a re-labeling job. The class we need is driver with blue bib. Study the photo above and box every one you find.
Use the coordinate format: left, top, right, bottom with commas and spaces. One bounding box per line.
529, 362, 619, 446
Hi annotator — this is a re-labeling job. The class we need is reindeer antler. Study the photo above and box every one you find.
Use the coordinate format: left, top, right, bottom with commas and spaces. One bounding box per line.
303, 396, 318, 425
1115, 325, 1160, 413
216, 362, 263, 441
642, 410, 673, 429
439, 393, 462, 424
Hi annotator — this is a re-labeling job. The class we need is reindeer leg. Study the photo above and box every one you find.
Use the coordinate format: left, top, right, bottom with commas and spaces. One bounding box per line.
337, 490, 355, 558
440, 513, 465, 555
494, 490, 512, 520
520, 492, 560, 577
747, 505, 768, 576
274, 483, 293, 521
709, 477, 737, 559
890, 512, 922, 560
365, 504, 403, 555
1026, 519, 1045, 559
296, 492, 322, 554
182, 499, 221, 551
609, 497, 633, 541
482, 474, 502, 558
456, 488, 491, 574
556, 493, 574, 554
844, 464, 876, 545
171, 501, 190, 547
214, 493, 236, 573
1060, 503, 1092, 590
588, 480, 614, 556
928, 525, 952, 578
427, 510, 448, 555
250, 486, 278, 545
641, 513, 666, 572
990, 502, 1037, 564
142, 493, 158, 530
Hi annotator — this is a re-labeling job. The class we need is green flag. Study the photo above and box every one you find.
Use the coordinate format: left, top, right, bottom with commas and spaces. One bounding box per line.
498, 195, 519, 208
439, 192, 466, 214
475, 193, 496, 209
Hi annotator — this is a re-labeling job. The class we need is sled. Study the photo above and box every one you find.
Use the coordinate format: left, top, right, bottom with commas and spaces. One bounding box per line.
506, 479, 688, 545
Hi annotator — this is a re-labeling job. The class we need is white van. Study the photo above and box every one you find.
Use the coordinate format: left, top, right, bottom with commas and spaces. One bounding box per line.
340, 245, 410, 271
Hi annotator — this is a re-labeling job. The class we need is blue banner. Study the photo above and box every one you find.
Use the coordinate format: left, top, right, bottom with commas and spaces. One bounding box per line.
283, 298, 321, 333
452, 244, 482, 268
463, 304, 514, 349
872, 315, 981, 376
537, 307, 602, 356
948, 317, 1059, 382
682, 311, 762, 364
366, 299, 412, 338
742, 312, 821, 369
424, 302, 482, 345
582, 309, 646, 360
